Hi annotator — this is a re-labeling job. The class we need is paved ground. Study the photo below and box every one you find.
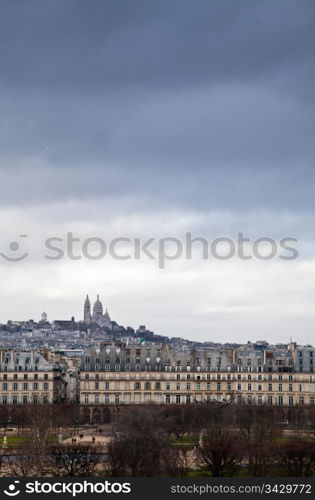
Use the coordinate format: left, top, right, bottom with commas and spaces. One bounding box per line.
62, 434, 112, 446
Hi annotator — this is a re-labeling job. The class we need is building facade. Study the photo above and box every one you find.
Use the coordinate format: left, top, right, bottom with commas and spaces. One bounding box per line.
0, 342, 314, 407
79, 342, 315, 407
0, 349, 67, 405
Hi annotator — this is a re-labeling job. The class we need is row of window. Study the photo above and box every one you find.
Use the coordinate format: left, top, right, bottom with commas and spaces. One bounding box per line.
0, 373, 49, 380
241, 395, 315, 406
299, 351, 314, 357
2, 382, 50, 391
82, 393, 315, 406
1, 394, 49, 404
82, 380, 308, 392
1, 366, 41, 372
85, 350, 162, 363
85, 354, 227, 365
85, 355, 315, 367
82, 363, 314, 373
3, 357, 40, 364
81, 372, 311, 382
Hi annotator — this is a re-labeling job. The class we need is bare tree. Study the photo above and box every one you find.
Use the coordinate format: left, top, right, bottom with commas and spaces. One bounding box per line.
52, 404, 81, 434
253, 406, 282, 443
197, 426, 243, 477
0, 406, 10, 434
236, 403, 256, 442
162, 406, 188, 440
245, 442, 274, 477
109, 432, 164, 476
109, 407, 168, 476
287, 407, 308, 436
308, 408, 315, 437
107, 437, 128, 476
276, 440, 315, 477
50, 443, 102, 477
22, 405, 58, 475
0, 449, 7, 477
161, 446, 194, 477
6, 446, 38, 477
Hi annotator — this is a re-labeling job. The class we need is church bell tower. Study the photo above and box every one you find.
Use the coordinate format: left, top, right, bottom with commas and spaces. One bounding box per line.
84, 294, 92, 323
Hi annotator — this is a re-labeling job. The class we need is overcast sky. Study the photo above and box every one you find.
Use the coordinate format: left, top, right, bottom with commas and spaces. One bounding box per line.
0, 0, 315, 344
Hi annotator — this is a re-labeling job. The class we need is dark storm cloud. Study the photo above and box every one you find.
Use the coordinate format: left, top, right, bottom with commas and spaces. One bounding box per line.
0, 0, 314, 90
0, 0, 314, 212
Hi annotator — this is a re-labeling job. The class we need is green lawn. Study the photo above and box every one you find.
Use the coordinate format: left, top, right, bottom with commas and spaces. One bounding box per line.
0, 436, 29, 445
0, 435, 70, 446
172, 435, 197, 447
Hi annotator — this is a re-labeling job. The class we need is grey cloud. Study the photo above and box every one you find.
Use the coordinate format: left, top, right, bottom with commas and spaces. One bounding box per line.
0, 0, 314, 342
0, 1, 314, 213
0, 1, 314, 91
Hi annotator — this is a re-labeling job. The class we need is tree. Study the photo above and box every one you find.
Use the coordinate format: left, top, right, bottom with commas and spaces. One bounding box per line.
0, 406, 9, 431
308, 408, 315, 437
108, 407, 168, 476
162, 405, 195, 441
0, 448, 7, 477
253, 406, 281, 443
108, 431, 164, 476
20, 405, 58, 474
197, 426, 243, 477
288, 407, 307, 436
52, 404, 81, 434
107, 438, 128, 476
6, 446, 39, 477
236, 403, 255, 442
276, 440, 315, 477
161, 446, 194, 477
245, 442, 274, 477
51, 443, 102, 477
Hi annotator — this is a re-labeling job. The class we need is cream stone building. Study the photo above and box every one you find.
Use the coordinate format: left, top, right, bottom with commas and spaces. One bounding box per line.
1, 342, 314, 408
79, 342, 315, 407
79, 370, 315, 407
0, 349, 67, 405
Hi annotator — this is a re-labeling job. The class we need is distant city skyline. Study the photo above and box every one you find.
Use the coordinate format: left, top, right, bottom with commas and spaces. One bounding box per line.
0, 291, 313, 347
1, 1, 315, 345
